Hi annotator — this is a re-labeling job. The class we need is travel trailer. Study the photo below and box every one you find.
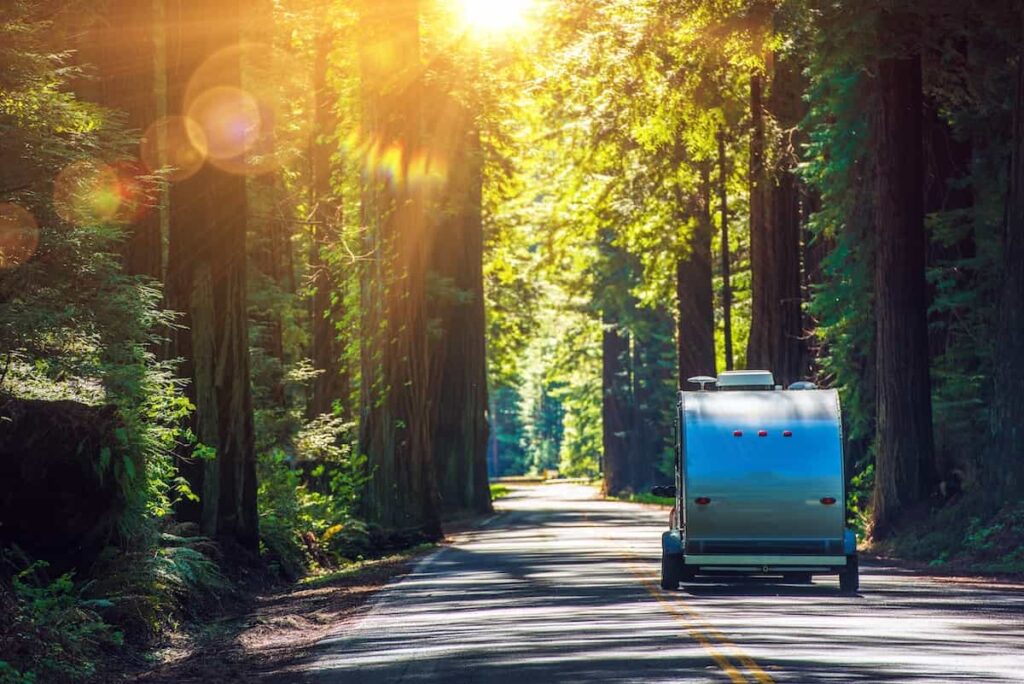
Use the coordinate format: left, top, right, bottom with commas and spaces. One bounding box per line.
653, 371, 859, 593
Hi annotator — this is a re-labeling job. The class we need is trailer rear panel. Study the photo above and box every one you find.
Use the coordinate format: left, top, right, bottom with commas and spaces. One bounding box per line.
681, 389, 845, 556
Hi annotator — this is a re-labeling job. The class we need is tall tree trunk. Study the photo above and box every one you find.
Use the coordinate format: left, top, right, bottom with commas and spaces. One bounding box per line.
309, 26, 347, 419
801, 187, 831, 376
872, 23, 935, 535
748, 57, 805, 385
992, 11, 1024, 498
165, 0, 258, 550
429, 104, 492, 514
80, 0, 162, 279
747, 71, 771, 372
717, 130, 734, 371
602, 317, 631, 496
357, 0, 441, 538
768, 54, 806, 386
675, 158, 716, 388
632, 307, 676, 491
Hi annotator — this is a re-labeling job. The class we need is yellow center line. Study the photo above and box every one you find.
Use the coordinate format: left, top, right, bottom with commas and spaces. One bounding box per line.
633, 569, 750, 684
580, 507, 772, 682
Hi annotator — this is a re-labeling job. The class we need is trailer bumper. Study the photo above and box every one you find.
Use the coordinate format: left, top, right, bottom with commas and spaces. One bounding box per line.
682, 554, 847, 571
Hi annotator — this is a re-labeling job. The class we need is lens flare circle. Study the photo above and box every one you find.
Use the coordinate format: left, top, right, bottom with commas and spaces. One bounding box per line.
141, 115, 208, 181
0, 203, 39, 268
53, 161, 122, 225
184, 42, 312, 176
187, 86, 262, 161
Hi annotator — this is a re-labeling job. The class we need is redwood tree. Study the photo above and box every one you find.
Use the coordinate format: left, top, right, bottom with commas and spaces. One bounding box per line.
80, 0, 162, 279
675, 159, 716, 388
165, 0, 258, 550
357, 0, 442, 537
992, 9, 1024, 498
871, 12, 935, 534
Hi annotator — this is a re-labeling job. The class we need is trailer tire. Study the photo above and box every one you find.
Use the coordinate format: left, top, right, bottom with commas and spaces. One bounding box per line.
839, 555, 859, 594
661, 553, 683, 590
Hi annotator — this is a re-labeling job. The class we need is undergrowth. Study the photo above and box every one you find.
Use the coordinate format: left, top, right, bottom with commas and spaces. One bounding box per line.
869, 500, 1024, 574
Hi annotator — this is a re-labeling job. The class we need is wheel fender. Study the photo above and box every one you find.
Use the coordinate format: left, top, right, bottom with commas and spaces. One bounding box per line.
844, 528, 857, 556
662, 529, 683, 556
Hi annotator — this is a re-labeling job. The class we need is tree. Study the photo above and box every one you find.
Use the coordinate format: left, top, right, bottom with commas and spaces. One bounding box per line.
165, 0, 259, 550
992, 7, 1024, 498
428, 95, 492, 514
357, 0, 442, 537
675, 159, 716, 387
747, 49, 806, 386
78, 0, 162, 280
871, 9, 935, 534
309, 22, 347, 420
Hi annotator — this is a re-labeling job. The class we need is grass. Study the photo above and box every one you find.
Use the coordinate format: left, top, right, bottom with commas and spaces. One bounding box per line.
489, 484, 511, 501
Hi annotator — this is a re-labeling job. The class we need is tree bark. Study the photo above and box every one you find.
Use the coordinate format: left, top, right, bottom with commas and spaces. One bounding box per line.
872, 24, 935, 534
748, 57, 805, 386
992, 11, 1024, 498
357, 0, 442, 538
80, 0, 162, 280
717, 130, 734, 371
747, 71, 771, 372
631, 307, 676, 491
309, 26, 347, 419
429, 103, 492, 514
675, 159, 716, 388
165, 0, 258, 550
602, 317, 631, 496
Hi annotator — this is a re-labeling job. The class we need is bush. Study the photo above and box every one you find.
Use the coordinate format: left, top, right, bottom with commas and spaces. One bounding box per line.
0, 562, 122, 683
257, 416, 370, 579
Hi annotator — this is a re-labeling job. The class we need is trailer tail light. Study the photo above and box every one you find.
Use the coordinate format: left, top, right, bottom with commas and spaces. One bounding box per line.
695, 497, 711, 506
758, 430, 768, 437
733, 430, 743, 437
820, 497, 837, 506
783, 430, 793, 438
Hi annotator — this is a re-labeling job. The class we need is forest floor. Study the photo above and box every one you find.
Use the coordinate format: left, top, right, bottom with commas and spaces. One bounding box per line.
118, 506, 503, 683
120, 546, 434, 683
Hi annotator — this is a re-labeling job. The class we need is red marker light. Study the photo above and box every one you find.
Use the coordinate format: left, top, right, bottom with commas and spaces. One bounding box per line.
758, 430, 768, 437
783, 430, 793, 438
820, 497, 837, 506
733, 430, 743, 437
695, 497, 711, 506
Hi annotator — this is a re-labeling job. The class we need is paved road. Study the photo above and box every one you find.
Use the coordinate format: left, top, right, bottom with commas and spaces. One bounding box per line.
292, 483, 1024, 683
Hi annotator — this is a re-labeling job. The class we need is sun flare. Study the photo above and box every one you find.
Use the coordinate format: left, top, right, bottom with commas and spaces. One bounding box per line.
457, 0, 533, 35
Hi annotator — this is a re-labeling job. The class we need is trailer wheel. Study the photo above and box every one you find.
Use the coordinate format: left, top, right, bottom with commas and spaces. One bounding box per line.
839, 554, 859, 594
661, 553, 683, 590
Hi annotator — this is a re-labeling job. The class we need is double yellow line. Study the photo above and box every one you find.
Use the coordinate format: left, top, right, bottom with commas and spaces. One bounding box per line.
581, 508, 774, 682
620, 556, 774, 683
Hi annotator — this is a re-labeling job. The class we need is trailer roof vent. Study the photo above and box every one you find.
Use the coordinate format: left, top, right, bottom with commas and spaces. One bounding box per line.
717, 370, 775, 391
687, 375, 718, 391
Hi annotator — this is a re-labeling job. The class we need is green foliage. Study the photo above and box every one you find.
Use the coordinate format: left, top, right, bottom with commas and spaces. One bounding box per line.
257, 417, 369, 579
0, 562, 122, 683
489, 484, 511, 500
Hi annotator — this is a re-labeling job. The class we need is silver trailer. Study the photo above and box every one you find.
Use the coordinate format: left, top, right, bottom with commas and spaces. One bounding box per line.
655, 371, 859, 592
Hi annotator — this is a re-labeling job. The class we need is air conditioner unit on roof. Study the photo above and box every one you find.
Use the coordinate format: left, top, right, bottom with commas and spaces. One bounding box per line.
716, 370, 775, 390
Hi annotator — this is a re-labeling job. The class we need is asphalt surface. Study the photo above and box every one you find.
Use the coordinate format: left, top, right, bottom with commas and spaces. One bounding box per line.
289, 483, 1024, 683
